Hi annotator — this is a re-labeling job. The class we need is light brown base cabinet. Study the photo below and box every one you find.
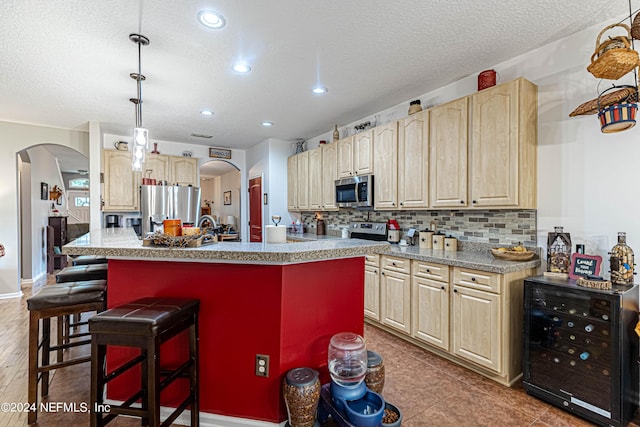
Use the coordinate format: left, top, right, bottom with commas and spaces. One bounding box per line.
364, 255, 381, 321
366, 255, 535, 386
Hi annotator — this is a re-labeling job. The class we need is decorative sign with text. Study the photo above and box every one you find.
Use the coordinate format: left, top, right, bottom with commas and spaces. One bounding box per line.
569, 253, 603, 279
209, 147, 232, 159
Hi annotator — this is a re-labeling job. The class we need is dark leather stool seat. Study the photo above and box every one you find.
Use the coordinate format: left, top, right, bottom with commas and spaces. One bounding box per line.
72, 255, 108, 266
27, 280, 107, 424
56, 264, 108, 283
90, 297, 200, 427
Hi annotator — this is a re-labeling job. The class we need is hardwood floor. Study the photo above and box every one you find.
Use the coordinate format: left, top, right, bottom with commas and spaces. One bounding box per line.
0, 277, 638, 426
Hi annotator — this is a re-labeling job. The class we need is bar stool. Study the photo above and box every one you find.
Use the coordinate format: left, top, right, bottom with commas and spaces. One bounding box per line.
89, 297, 200, 427
27, 280, 107, 424
72, 255, 108, 266
55, 263, 109, 362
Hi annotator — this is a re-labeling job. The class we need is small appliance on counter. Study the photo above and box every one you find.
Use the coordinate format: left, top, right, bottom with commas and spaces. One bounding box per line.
387, 219, 400, 243
105, 214, 122, 228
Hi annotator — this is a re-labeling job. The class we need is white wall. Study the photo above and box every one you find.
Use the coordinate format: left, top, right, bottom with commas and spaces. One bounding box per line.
305, 16, 639, 264
218, 170, 241, 224
268, 139, 293, 225
0, 121, 89, 297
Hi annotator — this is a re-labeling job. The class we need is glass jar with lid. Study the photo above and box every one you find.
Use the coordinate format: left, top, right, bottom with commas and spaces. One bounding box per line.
328, 332, 367, 387
609, 232, 635, 285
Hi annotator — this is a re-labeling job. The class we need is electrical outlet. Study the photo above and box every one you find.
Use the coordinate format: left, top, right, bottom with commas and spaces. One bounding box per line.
255, 354, 269, 377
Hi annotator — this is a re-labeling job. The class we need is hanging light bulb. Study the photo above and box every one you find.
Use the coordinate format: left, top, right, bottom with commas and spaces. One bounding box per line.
129, 33, 150, 171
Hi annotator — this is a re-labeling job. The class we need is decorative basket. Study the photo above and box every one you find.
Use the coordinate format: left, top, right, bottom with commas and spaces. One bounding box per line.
587, 23, 639, 80
490, 248, 535, 261
632, 12, 640, 40
597, 86, 638, 133
570, 85, 638, 117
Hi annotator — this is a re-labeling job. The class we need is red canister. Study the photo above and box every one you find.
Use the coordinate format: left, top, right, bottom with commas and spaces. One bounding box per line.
478, 69, 497, 91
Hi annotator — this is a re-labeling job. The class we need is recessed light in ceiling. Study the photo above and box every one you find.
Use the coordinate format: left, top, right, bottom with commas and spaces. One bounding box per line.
198, 10, 226, 29
261, 121, 274, 127
232, 63, 251, 73
200, 109, 214, 116
312, 86, 328, 94
191, 133, 213, 139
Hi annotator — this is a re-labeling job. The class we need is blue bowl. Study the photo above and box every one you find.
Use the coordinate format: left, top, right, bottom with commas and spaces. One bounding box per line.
344, 390, 384, 427
331, 381, 367, 412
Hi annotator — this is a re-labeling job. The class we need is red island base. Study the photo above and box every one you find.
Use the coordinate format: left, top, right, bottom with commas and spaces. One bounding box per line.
105, 257, 365, 423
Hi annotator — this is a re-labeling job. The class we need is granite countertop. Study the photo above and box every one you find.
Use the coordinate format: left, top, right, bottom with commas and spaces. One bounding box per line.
287, 233, 540, 274
62, 228, 391, 265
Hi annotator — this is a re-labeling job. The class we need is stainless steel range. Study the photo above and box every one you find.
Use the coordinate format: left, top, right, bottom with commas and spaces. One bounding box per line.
349, 222, 387, 241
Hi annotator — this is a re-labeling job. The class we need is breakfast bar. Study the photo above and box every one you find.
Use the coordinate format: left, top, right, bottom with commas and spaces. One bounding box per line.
63, 228, 390, 424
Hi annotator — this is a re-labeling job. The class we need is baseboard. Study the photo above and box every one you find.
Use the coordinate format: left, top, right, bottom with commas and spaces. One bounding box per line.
21, 271, 46, 294
104, 400, 286, 427
0, 291, 23, 300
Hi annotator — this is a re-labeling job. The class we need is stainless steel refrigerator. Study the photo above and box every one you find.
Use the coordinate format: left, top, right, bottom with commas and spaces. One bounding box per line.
140, 185, 201, 237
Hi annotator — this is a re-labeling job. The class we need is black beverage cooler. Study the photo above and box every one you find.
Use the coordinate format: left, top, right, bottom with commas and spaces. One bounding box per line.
523, 276, 639, 426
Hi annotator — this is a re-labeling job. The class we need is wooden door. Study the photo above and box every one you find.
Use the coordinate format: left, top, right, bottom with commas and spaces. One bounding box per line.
144, 154, 169, 182
364, 264, 380, 321
452, 285, 501, 372
380, 270, 411, 334
353, 129, 374, 175
321, 143, 338, 211
470, 80, 519, 207
249, 176, 262, 242
103, 150, 139, 211
398, 109, 429, 209
337, 137, 354, 178
430, 97, 469, 208
296, 151, 309, 210
308, 147, 323, 210
412, 277, 449, 351
287, 155, 298, 211
170, 157, 198, 186
373, 122, 398, 210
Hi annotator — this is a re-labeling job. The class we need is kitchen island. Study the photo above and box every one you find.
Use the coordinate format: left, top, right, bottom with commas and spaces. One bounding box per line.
63, 228, 390, 425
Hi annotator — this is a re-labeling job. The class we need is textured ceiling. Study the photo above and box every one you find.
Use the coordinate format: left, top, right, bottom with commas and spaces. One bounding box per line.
0, 0, 628, 150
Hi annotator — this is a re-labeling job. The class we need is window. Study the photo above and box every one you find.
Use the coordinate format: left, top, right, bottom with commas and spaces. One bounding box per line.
74, 197, 90, 207
68, 178, 89, 189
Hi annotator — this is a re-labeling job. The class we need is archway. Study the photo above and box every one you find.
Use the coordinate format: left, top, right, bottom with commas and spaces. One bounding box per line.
200, 160, 242, 239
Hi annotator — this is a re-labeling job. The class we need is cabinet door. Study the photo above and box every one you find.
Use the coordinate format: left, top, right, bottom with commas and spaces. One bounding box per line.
398, 109, 429, 209
470, 80, 519, 207
430, 97, 469, 208
452, 284, 501, 373
103, 150, 139, 211
296, 151, 309, 210
337, 137, 354, 178
144, 154, 169, 182
321, 143, 338, 211
308, 147, 323, 210
170, 157, 198, 186
353, 129, 374, 175
364, 265, 380, 321
412, 277, 449, 351
373, 122, 398, 210
380, 270, 411, 334
287, 155, 298, 211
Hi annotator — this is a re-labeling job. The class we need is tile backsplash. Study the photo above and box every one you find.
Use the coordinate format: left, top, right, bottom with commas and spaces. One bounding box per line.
296, 209, 537, 246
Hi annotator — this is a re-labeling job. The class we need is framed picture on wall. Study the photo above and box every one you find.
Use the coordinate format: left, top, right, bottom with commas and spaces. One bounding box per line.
40, 182, 48, 200
224, 191, 232, 205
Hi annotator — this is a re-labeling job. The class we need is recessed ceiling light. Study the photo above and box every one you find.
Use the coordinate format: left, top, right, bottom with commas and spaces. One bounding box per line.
198, 10, 226, 29
200, 109, 214, 116
312, 86, 328, 94
232, 63, 251, 73
261, 121, 274, 127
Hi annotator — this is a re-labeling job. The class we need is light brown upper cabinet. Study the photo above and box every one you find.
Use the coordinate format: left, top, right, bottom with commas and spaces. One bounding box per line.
144, 153, 170, 183
430, 97, 469, 208
169, 157, 198, 186
469, 78, 537, 208
308, 147, 323, 210
373, 122, 398, 210
287, 155, 298, 211
321, 143, 339, 211
103, 150, 140, 212
398, 109, 429, 209
337, 130, 374, 178
296, 151, 309, 210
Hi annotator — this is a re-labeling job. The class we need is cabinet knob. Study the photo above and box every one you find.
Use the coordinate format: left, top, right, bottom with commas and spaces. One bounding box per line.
441, 286, 445, 290
426, 269, 431, 273
374, 270, 377, 274
460, 200, 464, 204
400, 202, 404, 206
392, 203, 395, 206
471, 277, 476, 282
454, 289, 458, 293
392, 262, 396, 266
381, 272, 385, 276
472, 200, 477, 204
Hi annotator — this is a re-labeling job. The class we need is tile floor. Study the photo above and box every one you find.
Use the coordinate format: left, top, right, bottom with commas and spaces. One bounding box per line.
1, 280, 638, 426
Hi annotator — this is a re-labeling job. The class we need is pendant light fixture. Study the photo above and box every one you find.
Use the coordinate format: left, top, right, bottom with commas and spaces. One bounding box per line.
129, 33, 150, 171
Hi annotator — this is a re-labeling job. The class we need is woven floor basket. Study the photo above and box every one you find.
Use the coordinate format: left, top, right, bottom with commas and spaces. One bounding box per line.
587, 23, 639, 80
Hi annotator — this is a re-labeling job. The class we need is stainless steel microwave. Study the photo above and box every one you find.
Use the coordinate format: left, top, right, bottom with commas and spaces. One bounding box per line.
335, 175, 374, 208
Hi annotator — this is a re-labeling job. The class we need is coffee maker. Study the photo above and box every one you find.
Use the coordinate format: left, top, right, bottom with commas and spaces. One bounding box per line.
105, 214, 122, 228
